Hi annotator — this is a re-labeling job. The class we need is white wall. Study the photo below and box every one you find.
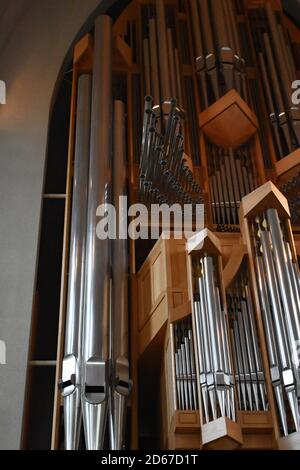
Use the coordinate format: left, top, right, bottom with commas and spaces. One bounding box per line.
0, 0, 115, 449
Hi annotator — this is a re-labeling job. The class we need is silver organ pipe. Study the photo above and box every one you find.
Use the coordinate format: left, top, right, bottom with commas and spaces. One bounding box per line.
173, 318, 198, 412
60, 74, 91, 450
81, 15, 112, 450
109, 100, 131, 450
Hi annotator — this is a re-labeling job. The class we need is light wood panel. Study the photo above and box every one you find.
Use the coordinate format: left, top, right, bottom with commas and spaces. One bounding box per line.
199, 90, 258, 149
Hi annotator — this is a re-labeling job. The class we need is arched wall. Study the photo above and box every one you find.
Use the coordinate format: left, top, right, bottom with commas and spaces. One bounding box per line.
0, 0, 118, 449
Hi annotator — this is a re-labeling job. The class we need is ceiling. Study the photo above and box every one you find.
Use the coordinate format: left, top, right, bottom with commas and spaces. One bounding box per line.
0, 0, 28, 53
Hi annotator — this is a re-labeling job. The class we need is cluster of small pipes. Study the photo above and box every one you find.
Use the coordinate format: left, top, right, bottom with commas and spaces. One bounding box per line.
173, 318, 198, 411
207, 141, 257, 228
227, 264, 268, 412
190, 0, 248, 107
192, 255, 236, 423
139, 97, 203, 207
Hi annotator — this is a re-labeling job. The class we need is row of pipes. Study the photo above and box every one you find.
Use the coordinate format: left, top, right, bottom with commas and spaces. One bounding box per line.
207, 141, 257, 228
60, 16, 131, 450
252, 209, 300, 436
139, 96, 202, 207
173, 318, 198, 411
192, 255, 236, 423
257, 3, 300, 159
227, 265, 268, 412
189, 0, 248, 107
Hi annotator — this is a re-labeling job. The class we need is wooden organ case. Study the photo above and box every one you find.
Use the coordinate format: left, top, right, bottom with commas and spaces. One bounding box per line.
23, 0, 300, 451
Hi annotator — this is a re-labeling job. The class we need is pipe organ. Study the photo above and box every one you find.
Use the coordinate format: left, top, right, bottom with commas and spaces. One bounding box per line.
24, 0, 300, 451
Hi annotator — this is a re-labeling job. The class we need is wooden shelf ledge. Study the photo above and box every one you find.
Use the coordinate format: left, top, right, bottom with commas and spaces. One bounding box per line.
168, 411, 201, 450
239, 411, 275, 450
172, 410, 201, 434
202, 417, 243, 450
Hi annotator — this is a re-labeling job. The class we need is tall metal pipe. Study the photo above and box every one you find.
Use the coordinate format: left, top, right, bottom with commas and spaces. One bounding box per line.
190, 0, 203, 59
211, 0, 229, 49
110, 100, 131, 450
198, 0, 219, 100
258, 52, 284, 158
156, 0, 171, 101
222, 0, 235, 52
263, 33, 293, 153
167, 29, 177, 99
277, 24, 295, 84
60, 74, 91, 450
149, 18, 161, 106
143, 38, 151, 97
198, 0, 214, 55
174, 49, 183, 106
82, 15, 112, 450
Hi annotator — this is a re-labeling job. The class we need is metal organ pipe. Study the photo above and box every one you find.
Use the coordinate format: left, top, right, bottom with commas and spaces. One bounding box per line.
277, 24, 295, 84
110, 100, 131, 450
198, 0, 219, 101
143, 38, 151, 97
190, 0, 203, 60
198, 0, 214, 57
174, 48, 183, 107
149, 18, 161, 106
258, 51, 284, 158
223, 0, 238, 55
82, 15, 112, 450
60, 74, 91, 450
156, 0, 171, 102
167, 28, 177, 99
211, 0, 229, 49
